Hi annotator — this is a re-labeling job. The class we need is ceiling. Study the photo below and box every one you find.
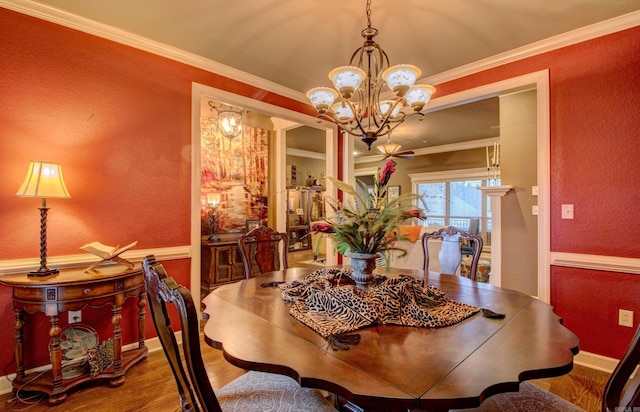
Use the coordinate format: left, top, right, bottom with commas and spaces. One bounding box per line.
25, 0, 640, 155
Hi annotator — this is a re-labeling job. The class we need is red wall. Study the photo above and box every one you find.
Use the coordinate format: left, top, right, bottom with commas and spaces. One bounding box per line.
434, 26, 640, 358
0, 8, 310, 374
0, 6, 639, 373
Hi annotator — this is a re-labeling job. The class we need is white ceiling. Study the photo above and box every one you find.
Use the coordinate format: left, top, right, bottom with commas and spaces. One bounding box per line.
22, 0, 640, 154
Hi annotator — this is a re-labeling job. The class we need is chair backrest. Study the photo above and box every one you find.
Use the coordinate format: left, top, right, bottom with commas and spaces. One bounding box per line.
603, 323, 640, 411
468, 218, 480, 235
143, 255, 222, 412
238, 225, 289, 279
422, 226, 483, 281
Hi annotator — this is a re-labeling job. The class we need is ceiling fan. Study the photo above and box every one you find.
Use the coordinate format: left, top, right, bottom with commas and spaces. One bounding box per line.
377, 135, 415, 160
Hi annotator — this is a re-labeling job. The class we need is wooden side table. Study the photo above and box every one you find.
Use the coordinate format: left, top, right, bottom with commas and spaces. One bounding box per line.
0, 265, 148, 404
200, 234, 245, 298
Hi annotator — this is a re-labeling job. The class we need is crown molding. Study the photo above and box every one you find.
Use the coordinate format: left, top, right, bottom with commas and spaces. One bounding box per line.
286, 147, 326, 160
0, 0, 306, 103
408, 167, 490, 183
355, 137, 500, 164
2, 1, 639, 105
424, 10, 640, 86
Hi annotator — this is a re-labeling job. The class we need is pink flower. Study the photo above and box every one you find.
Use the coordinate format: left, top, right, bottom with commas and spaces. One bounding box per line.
379, 160, 397, 187
310, 221, 335, 234
406, 207, 426, 220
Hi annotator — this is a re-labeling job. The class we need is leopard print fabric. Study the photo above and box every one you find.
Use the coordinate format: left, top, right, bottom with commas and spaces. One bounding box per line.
280, 269, 480, 338
86, 338, 114, 377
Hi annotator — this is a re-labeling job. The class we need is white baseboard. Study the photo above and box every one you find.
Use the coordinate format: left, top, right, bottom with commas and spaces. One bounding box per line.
574, 350, 620, 374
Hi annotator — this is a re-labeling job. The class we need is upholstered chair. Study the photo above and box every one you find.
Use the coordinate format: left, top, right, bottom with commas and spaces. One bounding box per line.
142, 255, 336, 412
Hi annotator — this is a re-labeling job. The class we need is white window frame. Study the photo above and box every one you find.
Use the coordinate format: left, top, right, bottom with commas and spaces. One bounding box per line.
410, 167, 499, 247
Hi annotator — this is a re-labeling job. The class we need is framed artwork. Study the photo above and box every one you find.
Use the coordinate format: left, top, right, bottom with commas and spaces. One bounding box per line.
201, 119, 269, 234
245, 219, 261, 233
387, 186, 400, 201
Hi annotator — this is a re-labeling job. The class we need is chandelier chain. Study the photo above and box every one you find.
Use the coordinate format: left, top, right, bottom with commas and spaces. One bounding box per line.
366, 0, 372, 29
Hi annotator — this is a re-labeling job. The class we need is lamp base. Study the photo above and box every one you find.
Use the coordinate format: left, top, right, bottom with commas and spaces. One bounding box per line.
28, 268, 59, 277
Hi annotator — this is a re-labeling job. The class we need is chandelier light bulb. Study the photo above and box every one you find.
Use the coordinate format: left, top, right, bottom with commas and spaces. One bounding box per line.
218, 110, 243, 139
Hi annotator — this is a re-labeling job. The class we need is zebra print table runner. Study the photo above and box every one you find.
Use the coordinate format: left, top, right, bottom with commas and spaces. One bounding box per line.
280, 268, 481, 343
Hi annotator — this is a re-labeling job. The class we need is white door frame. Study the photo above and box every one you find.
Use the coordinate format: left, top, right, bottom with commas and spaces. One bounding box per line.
422, 70, 550, 301
190, 83, 335, 307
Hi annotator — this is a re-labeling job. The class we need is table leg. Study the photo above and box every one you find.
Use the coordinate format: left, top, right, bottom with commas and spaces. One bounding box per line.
137, 288, 146, 349
110, 293, 125, 386
48, 314, 67, 404
14, 309, 25, 380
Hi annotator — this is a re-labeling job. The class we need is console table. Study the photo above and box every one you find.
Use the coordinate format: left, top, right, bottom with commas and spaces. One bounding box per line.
200, 234, 245, 298
0, 265, 148, 404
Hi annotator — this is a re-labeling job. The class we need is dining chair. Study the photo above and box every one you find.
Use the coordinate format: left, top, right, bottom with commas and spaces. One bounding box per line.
422, 226, 483, 281
142, 255, 336, 412
448, 322, 640, 412
460, 218, 480, 256
237, 225, 289, 279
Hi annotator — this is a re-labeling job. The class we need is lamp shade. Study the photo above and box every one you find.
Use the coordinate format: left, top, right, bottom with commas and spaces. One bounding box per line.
331, 102, 355, 121
379, 100, 401, 119
382, 64, 421, 97
307, 87, 339, 113
16, 161, 71, 199
329, 66, 366, 99
378, 142, 402, 155
406, 84, 436, 111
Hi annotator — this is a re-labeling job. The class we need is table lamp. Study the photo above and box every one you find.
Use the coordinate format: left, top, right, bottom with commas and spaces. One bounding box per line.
16, 161, 71, 277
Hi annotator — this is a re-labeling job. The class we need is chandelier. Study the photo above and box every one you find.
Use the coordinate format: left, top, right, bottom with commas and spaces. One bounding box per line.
208, 101, 244, 139
306, 0, 436, 150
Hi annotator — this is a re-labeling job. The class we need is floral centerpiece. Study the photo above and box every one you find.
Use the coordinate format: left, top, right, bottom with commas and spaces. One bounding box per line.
310, 160, 426, 287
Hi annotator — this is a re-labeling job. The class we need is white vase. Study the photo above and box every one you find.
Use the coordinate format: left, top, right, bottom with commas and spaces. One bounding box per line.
438, 232, 462, 275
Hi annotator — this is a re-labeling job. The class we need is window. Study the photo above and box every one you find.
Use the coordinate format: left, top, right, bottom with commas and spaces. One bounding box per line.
411, 168, 499, 246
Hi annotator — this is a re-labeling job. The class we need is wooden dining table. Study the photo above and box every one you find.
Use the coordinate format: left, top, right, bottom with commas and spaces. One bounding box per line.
202, 266, 579, 411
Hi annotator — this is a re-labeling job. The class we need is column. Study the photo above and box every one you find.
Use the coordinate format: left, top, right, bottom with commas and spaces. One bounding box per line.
479, 185, 513, 287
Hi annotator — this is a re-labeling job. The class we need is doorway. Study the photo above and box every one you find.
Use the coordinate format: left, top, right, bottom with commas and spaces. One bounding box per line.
191, 69, 551, 304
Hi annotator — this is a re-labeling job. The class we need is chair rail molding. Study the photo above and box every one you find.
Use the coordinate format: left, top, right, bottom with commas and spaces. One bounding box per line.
0, 245, 191, 276
479, 185, 514, 287
550, 252, 640, 275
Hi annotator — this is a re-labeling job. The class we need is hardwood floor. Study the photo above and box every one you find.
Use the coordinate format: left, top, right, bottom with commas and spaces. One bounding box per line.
531, 364, 609, 412
0, 340, 244, 412
0, 338, 610, 411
